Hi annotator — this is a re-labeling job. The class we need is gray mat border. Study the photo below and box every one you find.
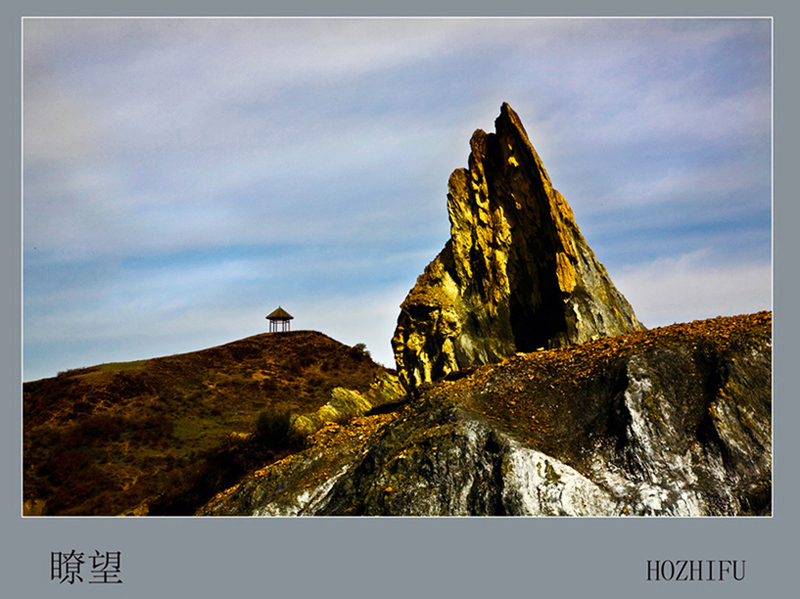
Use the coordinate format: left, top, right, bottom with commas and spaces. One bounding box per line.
3, 2, 796, 597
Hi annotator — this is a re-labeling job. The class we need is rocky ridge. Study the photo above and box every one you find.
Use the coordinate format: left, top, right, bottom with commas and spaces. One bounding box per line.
392, 103, 643, 393
199, 312, 771, 517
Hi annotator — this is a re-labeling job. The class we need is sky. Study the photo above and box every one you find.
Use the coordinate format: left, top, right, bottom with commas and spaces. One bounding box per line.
22, 17, 772, 381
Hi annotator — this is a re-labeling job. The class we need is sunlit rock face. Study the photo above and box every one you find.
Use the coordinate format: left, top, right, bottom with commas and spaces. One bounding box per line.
392, 103, 643, 393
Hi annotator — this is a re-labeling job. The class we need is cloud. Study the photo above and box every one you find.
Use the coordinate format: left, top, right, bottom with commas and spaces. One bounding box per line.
613, 251, 772, 328
22, 17, 772, 381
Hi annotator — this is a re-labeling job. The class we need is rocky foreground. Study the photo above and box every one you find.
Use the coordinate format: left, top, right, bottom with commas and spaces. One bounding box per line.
199, 311, 771, 517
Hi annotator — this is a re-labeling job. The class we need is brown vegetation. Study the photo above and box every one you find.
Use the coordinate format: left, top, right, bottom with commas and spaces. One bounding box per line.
23, 330, 389, 516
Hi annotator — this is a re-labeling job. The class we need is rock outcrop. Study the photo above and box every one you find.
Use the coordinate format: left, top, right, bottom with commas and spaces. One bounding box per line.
198, 312, 771, 517
392, 103, 643, 392
289, 371, 404, 437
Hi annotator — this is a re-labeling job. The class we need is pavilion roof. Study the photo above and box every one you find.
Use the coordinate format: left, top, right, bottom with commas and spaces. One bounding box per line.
266, 306, 294, 320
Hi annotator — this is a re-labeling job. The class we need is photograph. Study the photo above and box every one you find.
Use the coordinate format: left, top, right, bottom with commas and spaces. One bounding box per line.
5, 3, 796, 597
22, 16, 772, 519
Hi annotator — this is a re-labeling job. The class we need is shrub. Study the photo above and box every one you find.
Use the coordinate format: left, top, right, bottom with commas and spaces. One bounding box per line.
253, 407, 294, 449
350, 343, 371, 361
80, 414, 124, 440
128, 413, 174, 443
260, 377, 278, 393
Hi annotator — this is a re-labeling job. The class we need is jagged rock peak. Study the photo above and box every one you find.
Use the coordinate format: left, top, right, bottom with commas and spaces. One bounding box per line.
392, 102, 644, 392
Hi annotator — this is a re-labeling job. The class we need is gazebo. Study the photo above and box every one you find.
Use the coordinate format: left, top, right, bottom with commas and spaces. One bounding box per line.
266, 306, 294, 333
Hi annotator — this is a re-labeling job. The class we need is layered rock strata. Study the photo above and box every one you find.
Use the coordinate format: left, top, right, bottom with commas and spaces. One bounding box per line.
392, 103, 643, 392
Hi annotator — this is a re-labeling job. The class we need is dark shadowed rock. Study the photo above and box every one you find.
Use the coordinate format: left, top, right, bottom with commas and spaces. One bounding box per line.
392, 103, 643, 392
198, 312, 771, 517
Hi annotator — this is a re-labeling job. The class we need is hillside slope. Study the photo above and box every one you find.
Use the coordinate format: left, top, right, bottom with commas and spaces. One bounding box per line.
24, 330, 390, 516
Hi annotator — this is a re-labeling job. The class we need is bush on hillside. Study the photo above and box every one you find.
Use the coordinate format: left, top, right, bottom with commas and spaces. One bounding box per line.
253, 406, 303, 450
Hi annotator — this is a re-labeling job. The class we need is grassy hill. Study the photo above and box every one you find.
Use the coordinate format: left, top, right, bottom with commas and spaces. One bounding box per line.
23, 330, 390, 516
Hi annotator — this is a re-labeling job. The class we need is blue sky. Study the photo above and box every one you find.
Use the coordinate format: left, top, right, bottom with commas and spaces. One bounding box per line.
23, 17, 772, 381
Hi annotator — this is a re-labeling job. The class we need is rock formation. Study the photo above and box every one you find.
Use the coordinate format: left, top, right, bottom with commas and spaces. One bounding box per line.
392, 103, 643, 392
289, 371, 403, 437
198, 312, 771, 517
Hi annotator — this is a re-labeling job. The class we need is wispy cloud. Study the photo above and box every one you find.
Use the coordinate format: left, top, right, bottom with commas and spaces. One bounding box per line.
22, 17, 772, 380
614, 251, 772, 327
